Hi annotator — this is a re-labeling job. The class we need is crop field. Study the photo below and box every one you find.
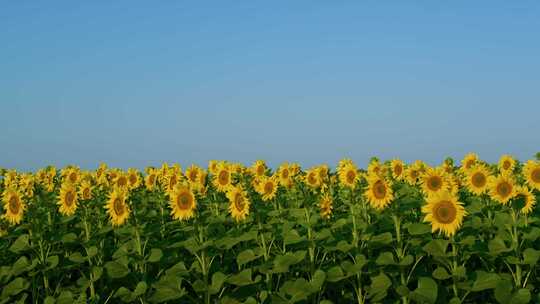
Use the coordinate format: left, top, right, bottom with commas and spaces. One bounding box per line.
2, 154, 540, 304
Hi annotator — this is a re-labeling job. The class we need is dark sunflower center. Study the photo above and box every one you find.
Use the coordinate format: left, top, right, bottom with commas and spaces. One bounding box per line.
497, 181, 512, 197
218, 171, 229, 185
188, 171, 198, 182
281, 169, 289, 179
65, 191, 75, 207
346, 170, 356, 184
433, 200, 457, 224
113, 198, 125, 216
308, 173, 317, 185
69, 172, 78, 183
176, 192, 192, 210
234, 193, 245, 210
117, 177, 127, 187
410, 170, 418, 179
129, 174, 137, 185
427, 176, 442, 191
256, 166, 265, 176
148, 174, 155, 185
465, 160, 475, 169
503, 161, 511, 170
532, 168, 540, 183
264, 182, 274, 194
9, 196, 20, 214
373, 180, 387, 199
394, 165, 403, 176
169, 175, 178, 189
83, 188, 91, 199
471, 172, 486, 188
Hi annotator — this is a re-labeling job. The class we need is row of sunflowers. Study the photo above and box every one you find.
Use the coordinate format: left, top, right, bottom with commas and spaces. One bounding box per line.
1, 153, 540, 303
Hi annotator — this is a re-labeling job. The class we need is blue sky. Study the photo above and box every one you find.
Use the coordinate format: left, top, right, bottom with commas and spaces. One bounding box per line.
1, 1, 539, 171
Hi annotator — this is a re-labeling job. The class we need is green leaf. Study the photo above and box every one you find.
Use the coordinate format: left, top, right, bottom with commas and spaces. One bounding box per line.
432, 267, 451, 280
335, 240, 354, 253
471, 271, 500, 291
46, 256, 59, 271
148, 248, 163, 263
227, 269, 260, 287
105, 260, 129, 279
68, 252, 86, 264
408, 223, 431, 235
272, 251, 306, 273
375, 252, 395, 265
1, 277, 29, 298
423, 239, 449, 257
283, 229, 306, 245
209, 272, 228, 294
370, 232, 393, 244
310, 269, 326, 291
488, 237, 511, 256
55, 291, 74, 304
149, 275, 185, 303
326, 266, 347, 282
61, 233, 78, 243
367, 272, 392, 302
44, 296, 55, 304
86, 246, 98, 258
237, 249, 261, 267
9, 235, 30, 253
133, 281, 148, 297
522, 248, 540, 265
410, 277, 437, 304
11, 257, 30, 277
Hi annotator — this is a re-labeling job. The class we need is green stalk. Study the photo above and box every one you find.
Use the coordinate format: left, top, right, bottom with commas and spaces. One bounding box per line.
392, 215, 408, 304
451, 236, 458, 298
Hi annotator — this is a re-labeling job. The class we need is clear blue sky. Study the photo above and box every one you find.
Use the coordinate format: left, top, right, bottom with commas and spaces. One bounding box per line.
1, 1, 539, 171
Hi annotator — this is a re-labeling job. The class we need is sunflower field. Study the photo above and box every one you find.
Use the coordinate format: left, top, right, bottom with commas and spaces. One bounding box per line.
2, 154, 540, 304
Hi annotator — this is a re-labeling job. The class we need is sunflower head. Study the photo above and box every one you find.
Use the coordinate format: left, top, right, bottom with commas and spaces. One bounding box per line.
461, 153, 479, 172
145, 169, 158, 191
169, 185, 197, 221
58, 182, 79, 216
2, 188, 26, 225
465, 164, 491, 195
115, 173, 129, 189
338, 162, 359, 189
319, 192, 333, 219
498, 155, 516, 174
127, 168, 141, 190
390, 159, 405, 180
422, 191, 467, 238
277, 163, 293, 188
226, 186, 250, 222
488, 175, 516, 205
105, 188, 131, 226
250, 160, 267, 177
513, 186, 536, 215
79, 180, 94, 200
421, 167, 448, 196
213, 162, 232, 192
62, 167, 81, 185
523, 160, 540, 191
365, 174, 394, 210
257, 175, 278, 201
304, 168, 322, 189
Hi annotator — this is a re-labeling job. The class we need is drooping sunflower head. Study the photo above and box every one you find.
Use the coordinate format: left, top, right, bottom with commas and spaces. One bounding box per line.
513, 186, 536, 215
498, 155, 516, 174
226, 185, 250, 222
213, 162, 232, 192
488, 174, 516, 205
365, 174, 394, 210
257, 175, 278, 201
390, 159, 405, 181
145, 169, 158, 191
338, 162, 359, 189
464, 164, 491, 195
277, 163, 293, 188
169, 185, 197, 221
208, 160, 219, 175
422, 191, 467, 238
461, 153, 479, 172
127, 168, 141, 190
250, 160, 267, 177
319, 192, 333, 219
79, 180, 94, 201
58, 182, 79, 216
105, 188, 130, 226
523, 160, 540, 191
2, 188, 26, 225
421, 167, 448, 196
304, 167, 322, 189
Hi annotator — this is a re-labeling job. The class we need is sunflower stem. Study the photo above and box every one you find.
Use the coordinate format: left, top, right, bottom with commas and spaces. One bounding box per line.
451, 236, 459, 298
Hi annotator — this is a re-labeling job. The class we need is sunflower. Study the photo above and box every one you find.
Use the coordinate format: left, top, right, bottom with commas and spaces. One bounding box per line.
58, 182, 79, 216
145, 169, 158, 191
405, 162, 423, 185
2, 188, 26, 225
18, 173, 35, 198
338, 162, 359, 189
127, 168, 142, 190
365, 174, 394, 210
513, 186, 536, 215
461, 153, 478, 172
250, 160, 267, 178
420, 167, 449, 196
277, 163, 293, 188
213, 162, 232, 192
422, 191, 467, 237
79, 180, 94, 200
256, 175, 278, 201
208, 160, 219, 175
523, 160, 540, 191
319, 192, 333, 219
498, 155, 516, 174
390, 159, 405, 181
62, 167, 81, 185
105, 188, 130, 226
488, 174, 516, 205
169, 185, 197, 221
464, 164, 490, 195
226, 186, 250, 222
367, 160, 382, 176
164, 171, 181, 194
304, 168, 322, 189
114, 172, 129, 189
185, 165, 202, 184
